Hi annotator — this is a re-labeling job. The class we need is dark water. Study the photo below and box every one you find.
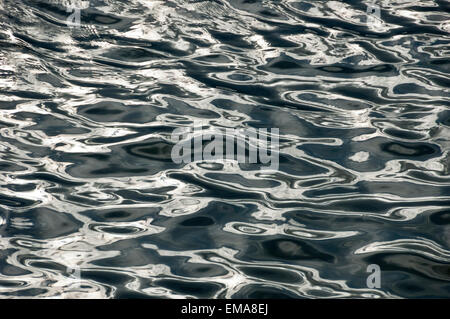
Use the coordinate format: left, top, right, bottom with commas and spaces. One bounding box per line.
0, 0, 449, 298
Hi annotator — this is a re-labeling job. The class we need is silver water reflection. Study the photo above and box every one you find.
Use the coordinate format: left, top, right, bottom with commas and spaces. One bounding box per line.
0, 0, 449, 298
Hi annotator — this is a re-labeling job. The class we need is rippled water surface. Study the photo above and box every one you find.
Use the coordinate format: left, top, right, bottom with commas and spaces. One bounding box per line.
0, 0, 450, 298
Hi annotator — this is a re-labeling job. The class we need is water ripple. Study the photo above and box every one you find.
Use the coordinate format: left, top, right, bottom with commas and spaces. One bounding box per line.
0, 0, 449, 298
